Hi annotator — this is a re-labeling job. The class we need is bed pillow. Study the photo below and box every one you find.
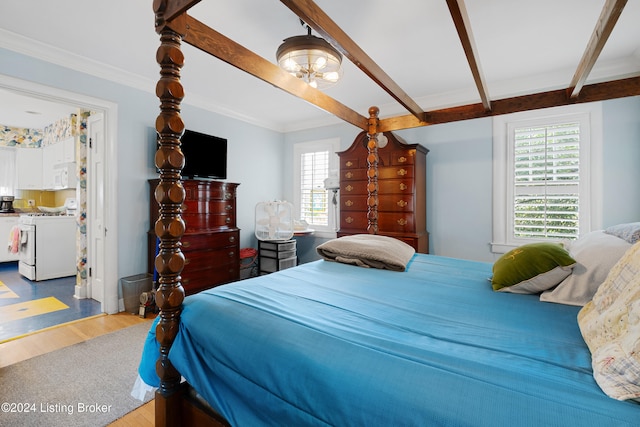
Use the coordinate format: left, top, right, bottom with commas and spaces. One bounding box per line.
577, 241, 640, 401
491, 242, 576, 293
604, 222, 640, 244
540, 231, 631, 306
316, 234, 415, 271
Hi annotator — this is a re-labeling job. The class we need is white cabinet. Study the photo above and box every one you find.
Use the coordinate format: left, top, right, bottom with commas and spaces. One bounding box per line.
16, 139, 76, 191
0, 216, 20, 262
62, 137, 76, 163
43, 142, 64, 190
16, 148, 43, 190
43, 140, 76, 190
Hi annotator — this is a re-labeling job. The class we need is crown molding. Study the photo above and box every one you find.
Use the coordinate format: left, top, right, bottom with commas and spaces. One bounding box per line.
0, 29, 286, 133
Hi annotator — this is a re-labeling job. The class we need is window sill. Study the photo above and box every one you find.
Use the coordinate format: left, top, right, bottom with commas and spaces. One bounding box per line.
303, 230, 337, 239
490, 242, 518, 254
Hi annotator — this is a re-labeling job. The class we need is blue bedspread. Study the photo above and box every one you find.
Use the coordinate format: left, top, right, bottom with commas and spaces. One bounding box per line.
139, 254, 640, 426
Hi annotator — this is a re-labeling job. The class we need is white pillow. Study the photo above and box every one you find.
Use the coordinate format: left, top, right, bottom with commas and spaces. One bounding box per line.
540, 231, 631, 306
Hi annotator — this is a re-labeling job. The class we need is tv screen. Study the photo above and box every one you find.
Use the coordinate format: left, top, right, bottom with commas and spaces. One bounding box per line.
179, 129, 227, 179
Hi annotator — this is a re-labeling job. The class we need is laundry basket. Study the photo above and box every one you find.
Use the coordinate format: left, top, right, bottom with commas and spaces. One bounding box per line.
239, 247, 258, 280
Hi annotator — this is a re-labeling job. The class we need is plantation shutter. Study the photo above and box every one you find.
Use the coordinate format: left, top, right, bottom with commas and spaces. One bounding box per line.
300, 150, 329, 226
513, 122, 580, 239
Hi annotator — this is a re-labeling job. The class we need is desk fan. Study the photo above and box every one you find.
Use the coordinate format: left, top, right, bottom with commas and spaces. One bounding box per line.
255, 201, 294, 241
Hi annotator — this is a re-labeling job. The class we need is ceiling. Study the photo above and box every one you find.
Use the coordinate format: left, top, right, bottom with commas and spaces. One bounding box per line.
1, 0, 639, 132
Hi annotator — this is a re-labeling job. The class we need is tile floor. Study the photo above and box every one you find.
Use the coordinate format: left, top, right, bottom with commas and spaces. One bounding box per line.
0, 261, 101, 342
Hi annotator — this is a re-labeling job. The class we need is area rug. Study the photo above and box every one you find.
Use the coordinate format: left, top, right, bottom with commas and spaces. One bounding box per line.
0, 322, 154, 426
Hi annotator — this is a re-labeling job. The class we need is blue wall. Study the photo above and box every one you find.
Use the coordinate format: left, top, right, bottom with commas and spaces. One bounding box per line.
2, 46, 639, 274
0, 48, 285, 284
286, 97, 640, 264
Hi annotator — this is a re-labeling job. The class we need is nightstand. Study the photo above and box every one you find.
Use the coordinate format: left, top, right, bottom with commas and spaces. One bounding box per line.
258, 240, 297, 274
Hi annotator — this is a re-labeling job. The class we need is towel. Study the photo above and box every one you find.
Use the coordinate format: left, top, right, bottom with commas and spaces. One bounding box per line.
8, 225, 20, 254
316, 234, 415, 271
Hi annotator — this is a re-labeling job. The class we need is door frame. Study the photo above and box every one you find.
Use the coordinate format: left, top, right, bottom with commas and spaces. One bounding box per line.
0, 74, 119, 314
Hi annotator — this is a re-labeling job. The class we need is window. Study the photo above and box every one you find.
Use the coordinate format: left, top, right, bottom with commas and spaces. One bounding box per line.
293, 138, 340, 236
492, 104, 602, 253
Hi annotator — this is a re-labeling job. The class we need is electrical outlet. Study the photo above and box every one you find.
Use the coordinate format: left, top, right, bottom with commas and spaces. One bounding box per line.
28, 199, 35, 207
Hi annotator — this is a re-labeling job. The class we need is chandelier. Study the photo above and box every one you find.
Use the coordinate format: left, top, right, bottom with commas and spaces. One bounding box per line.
276, 22, 343, 89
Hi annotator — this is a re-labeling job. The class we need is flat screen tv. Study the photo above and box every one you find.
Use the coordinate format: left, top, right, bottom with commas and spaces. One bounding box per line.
175, 129, 227, 180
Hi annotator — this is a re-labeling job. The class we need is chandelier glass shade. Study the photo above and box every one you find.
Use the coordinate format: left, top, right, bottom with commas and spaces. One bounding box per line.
276, 33, 343, 89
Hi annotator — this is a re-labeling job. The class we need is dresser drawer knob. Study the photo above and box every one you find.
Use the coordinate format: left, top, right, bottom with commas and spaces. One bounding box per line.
398, 156, 407, 163
182, 241, 191, 248
345, 200, 353, 207
225, 193, 232, 200
226, 217, 231, 224
229, 236, 236, 242
228, 251, 235, 257
345, 216, 354, 224
226, 205, 233, 211
345, 160, 353, 167
345, 172, 353, 179
399, 183, 408, 191
397, 168, 407, 176
345, 185, 353, 192
397, 200, 407, 207
397, 218, 408, 226
184, 258, 191, 265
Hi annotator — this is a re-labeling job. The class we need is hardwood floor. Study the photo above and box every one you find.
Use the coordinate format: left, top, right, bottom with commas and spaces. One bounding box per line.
109, 400, 155, 427
0, 312, 156, 426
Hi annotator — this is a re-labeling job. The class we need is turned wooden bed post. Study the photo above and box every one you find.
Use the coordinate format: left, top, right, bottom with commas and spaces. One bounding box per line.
366, 106, 380, 235
153, 2, 188, 426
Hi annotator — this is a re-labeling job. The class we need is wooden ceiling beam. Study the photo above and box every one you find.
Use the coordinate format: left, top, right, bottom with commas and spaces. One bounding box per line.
181, 14, 369, 131
153, 0, 201, 23
280, 0, 427, 123
446, 0, 491, 111
567, 0, 627, 99
379, 75, 640, 132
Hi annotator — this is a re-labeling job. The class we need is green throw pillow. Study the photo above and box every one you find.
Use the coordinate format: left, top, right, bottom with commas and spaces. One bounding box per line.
492, 243, 577, 294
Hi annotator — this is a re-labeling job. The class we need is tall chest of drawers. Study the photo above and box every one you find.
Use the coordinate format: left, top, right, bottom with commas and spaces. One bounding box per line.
148, 179, 240, 295
337, 131, 429, 253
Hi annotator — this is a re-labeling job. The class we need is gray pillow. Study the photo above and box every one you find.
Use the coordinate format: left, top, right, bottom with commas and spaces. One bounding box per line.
540, 231, 631, 306
604, 222, 640, 244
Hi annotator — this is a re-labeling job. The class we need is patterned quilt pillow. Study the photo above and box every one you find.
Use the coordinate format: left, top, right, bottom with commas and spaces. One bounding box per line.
578, 241, 640, 401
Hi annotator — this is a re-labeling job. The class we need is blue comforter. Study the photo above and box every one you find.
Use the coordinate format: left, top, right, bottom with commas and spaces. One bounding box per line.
139, 254, 640, 426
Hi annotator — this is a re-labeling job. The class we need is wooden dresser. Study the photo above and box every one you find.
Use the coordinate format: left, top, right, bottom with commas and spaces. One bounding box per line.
148, 179, 240, 295
337, 131, 429, 253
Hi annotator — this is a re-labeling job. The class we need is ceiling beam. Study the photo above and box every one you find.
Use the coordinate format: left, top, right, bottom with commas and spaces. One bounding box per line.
153, 0, 201, 23
280, 0, 427, 123
567, 0, 627, 99
180, 14, 369, 131
446, 0, 491, 111
379, 75, 640, 132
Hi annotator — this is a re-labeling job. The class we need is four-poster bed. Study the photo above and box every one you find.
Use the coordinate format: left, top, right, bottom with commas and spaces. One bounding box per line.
144, 0, 640, 426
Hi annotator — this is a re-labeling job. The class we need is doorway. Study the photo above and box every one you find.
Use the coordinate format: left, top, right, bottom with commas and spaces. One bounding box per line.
0, 74, 118, 315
